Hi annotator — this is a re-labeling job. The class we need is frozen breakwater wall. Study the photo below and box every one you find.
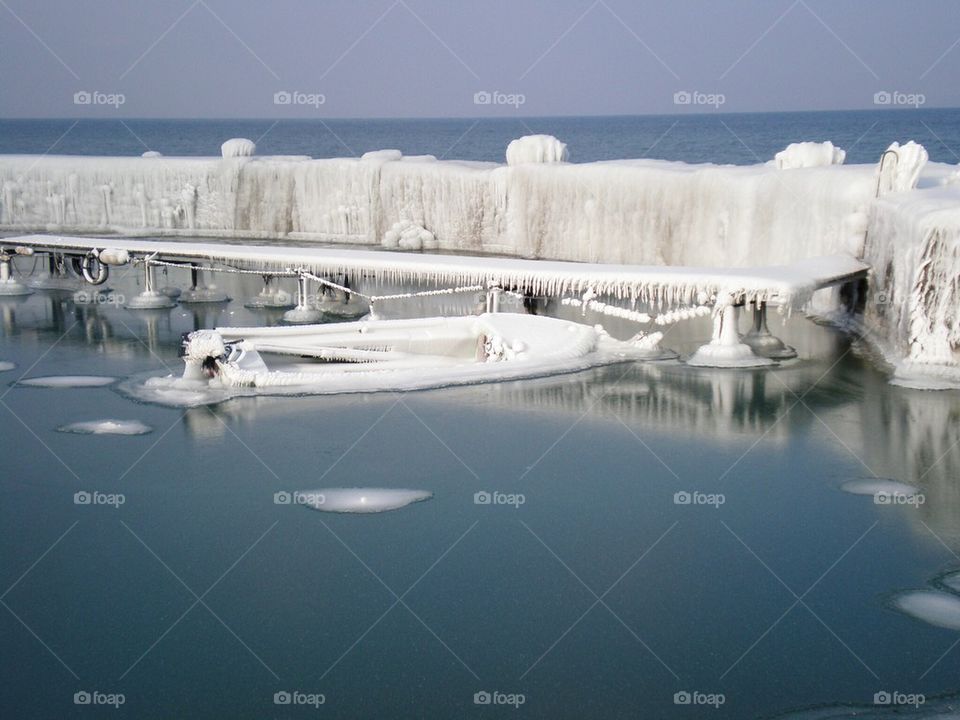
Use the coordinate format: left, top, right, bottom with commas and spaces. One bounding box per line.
0, 135, 957, 380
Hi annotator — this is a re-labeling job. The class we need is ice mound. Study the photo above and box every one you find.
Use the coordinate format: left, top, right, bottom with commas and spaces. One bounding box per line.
361, 149, 402, 162
876, 141, 928, 194
382, 220, 437, 251
506, 135, 568, 166
0, 361, 14, 372
221, 138, 256, 158
774, 141, 846, 169
840, 479, 921, 499
57, 419, 153, 435
141, 151, 163, 158
940, 571, 960, 593
18, 375, 115, 388
297, 488, 432, 514
892, 590, 960, 630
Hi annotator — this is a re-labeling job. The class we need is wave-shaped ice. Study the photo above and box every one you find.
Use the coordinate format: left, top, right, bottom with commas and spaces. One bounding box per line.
298, 488, 432, 513
506, 135, 568, 165
774, 141, 846, 170
382, 219, 437, 251
891, 590, 960, 631
18, 375, 116, 388
57, 419, 153, 435
877, 140, 928, 195
221, 138, 256, 158
840, 479, 921, 498
0, 361, 14, 372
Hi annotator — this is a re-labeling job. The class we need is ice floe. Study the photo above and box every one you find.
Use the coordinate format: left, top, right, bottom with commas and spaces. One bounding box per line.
57, 419, 153, 435
297, 488, 432, 514
891, 590, 960, 631
840, 479, 921, 499
0, 361, 14, 372
18, 375, 116, 388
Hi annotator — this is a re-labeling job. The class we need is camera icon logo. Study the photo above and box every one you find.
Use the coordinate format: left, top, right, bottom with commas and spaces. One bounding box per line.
674, 491, 691, 505
74, 691, 92, 705
274, 691, 292, 705
74, 491, 92, 505
474, 691, 492, 705
274, 491, 292, 505
74, 91, 92, 105
274, 91, 292, 105
474, 91, 492, 105
875, 289, 891, 305
674, 691, 692, 705
874, 691, 892, 705
474, 491, 492, 505
874, 91, 892, 105
673, 91, 692, 105
874, 492, 891, 505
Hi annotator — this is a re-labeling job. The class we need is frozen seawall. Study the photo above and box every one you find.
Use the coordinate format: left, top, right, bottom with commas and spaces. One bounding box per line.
0, 137, 956, 381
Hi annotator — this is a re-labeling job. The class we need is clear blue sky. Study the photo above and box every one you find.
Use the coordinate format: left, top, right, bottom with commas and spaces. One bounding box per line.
1, 0, 958, 118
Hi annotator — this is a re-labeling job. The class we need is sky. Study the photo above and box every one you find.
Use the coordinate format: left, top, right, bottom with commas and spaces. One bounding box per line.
0, 0, 958, 118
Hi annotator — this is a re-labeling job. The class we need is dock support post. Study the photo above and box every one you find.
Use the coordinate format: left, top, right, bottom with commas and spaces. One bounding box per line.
282, 272, 322, 324
486, 285, 501, 313
686, 295, 775, 368
741, 301, 797, 359
180, 265, 228, 303
0, 252, 31, 296
126, 259, 177, 309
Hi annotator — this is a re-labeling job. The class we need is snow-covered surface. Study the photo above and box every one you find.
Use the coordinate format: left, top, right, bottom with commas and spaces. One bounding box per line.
17, 375, 116, 388
298, 488, 432, 514
506, 134, 568, 166
13, 235, 868, 311
57, 419, 153, 435
774, 141, 845, 169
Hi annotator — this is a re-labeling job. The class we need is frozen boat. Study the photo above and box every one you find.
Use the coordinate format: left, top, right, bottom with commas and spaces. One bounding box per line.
166, 312, 666, 401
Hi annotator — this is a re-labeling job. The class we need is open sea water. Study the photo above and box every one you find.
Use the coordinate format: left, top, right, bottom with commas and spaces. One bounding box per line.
1, 111, 960, 719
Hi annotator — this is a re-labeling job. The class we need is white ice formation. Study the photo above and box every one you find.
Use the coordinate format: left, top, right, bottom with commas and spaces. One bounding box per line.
297, 488, 432, 514
0, 135, 956, 381
892, 590, 960, 631
774, 141, 846, 169
57, 419, 153, 435
0, 361, 14, 372
221, 138, 256, 158
506, 134, 568, 165
17, 375, 116, 388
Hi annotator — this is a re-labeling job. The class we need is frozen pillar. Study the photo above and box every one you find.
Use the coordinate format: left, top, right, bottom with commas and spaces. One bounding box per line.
686, 296, 775, 368
741, 301, 797, 359
0, 253, 31, 296
126, 260, 177, 309
282, 272, 322, 324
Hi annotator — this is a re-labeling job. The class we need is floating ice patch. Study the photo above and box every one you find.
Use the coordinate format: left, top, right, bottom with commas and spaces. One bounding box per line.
18, 375, 116, 388
841, 479, 921, 499
57, 419, 153, 436
892, 590, 960, 631
298, 488, 432, 514
0, 361, 14, 372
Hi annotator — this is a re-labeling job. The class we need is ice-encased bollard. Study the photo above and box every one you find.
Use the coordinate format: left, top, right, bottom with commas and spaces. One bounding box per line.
179, 267, 229, 303
687, 301, 775, 368
741, 301, 797, 360
0, 254, 31, 296
245, 275, 294, 309
282, 273, 322, 324
126, 261, 177, 310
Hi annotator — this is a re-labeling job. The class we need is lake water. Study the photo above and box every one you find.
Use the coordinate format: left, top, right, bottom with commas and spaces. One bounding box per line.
1, 113, 960, 719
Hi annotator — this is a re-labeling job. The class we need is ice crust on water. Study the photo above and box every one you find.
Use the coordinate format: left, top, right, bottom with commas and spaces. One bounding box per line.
18, 375, 116, 388
298, 488, 432, 513
774, 141, 846, 169
0, 361, 14, 372
892, 590, 960, 631
221, 138, 256, 158
57, 419, 152, 435
840, 478, 921, 498
506, 135, 568, 165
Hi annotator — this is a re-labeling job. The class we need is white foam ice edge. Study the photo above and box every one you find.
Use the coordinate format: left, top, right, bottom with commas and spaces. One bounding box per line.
17, 375, 116, 388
